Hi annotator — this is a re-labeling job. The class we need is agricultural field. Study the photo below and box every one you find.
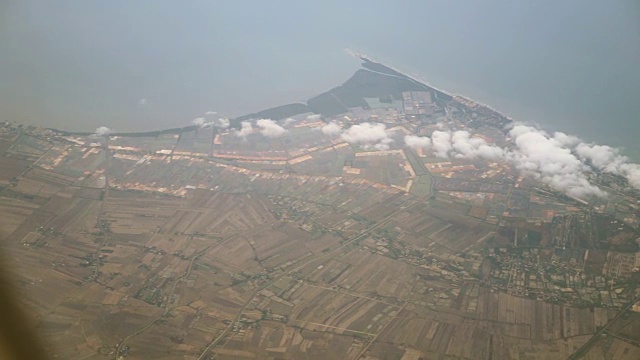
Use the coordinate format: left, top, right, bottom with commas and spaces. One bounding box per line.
1, 94, 639, 360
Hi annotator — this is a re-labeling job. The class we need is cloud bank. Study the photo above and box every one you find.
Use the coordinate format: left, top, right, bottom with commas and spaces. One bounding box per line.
450, 131, 505, 160
403, 123, 640, 199
575, 143, 640, 189
431, 131, 453, 158
318, 122, 342, 136
94, 126, 112, 137
192, 117, 207, 127
235, 121, 254, 137
256, 119, 287, 138
215, 118, 230, 129
193, 117, 230, 129
404, 135, 431, 150
341, 122, 394, 150
405, 130, 503, 160
508, 125, 605, 198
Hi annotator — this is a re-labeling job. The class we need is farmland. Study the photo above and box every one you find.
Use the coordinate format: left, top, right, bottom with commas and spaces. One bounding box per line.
1, 60, 639, 359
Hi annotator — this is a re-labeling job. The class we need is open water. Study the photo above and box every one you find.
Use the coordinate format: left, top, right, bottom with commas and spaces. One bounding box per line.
1, 1, 638, 158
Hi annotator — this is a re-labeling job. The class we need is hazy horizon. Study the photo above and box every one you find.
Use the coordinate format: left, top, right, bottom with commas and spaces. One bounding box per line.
1, 1, 639, 158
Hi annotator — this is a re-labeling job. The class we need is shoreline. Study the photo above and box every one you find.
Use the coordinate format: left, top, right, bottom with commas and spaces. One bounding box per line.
46, 51, 637, 163
346, 50, 639, 162
51, 50, 516, 138
346, 48, 514, 122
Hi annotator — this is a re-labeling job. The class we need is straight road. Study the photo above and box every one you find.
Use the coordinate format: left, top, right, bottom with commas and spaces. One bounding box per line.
197, 201, 420, 360
567, 298, 637, 360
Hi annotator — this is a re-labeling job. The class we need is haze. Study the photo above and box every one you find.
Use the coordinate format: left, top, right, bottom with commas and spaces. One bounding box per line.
1, 0, 639, 157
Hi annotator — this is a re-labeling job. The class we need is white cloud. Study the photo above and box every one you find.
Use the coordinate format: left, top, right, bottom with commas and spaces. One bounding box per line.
508, 125, 605, 198
193, 117, 230, 129
575, 143, 640, 189
450, 131, 504, 160
553, 131, 580, 147
404, 135, 431, 149
373, 138, 393, 151
138, 98, 147, 107
401, 121, 640, 198
235, 121, 254, 137
256, 119, 287, 138
431, 130, 452, 158
205, 110, 217, 116
417, 129, 504, 160
575, 143, 624, 172
341, 122, 393, 149
620, 163, 640, 190
319, 122, 342, 136
284, 117, 295, 125
216, 118, 230, 129
94, 126, 112, 136
192, 117, 206, 127
503, 125, 640, 196
307, 114, 322, 121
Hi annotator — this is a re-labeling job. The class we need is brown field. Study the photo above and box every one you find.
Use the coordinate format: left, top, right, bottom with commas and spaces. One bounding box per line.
0, 156, 31, 185
1, 125, 638, 359
0, 196, 39, 239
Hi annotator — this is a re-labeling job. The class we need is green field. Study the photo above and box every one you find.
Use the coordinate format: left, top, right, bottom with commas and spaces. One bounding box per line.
410, 174, 433, 197
404, 149, 429, 176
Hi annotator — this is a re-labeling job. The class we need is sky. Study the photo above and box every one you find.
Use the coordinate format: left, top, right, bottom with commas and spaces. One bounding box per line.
1, 1, 639, 157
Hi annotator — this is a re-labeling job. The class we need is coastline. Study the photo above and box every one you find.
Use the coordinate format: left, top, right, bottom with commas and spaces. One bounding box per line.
48, 51, 638, 164
345, 50, 639, 162
346, 49, 514, 122
51, 50, 517, 138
